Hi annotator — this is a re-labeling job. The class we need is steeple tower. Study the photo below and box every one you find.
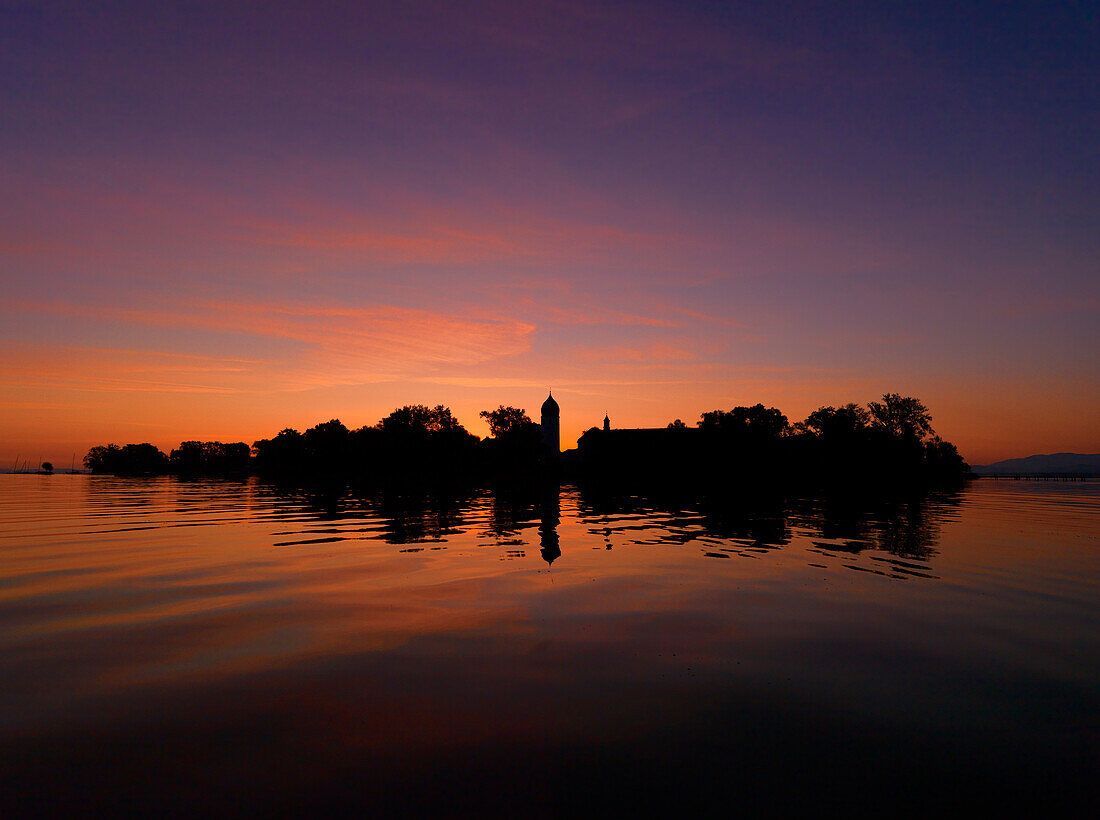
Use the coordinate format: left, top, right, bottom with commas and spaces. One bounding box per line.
540, 391, 560, 453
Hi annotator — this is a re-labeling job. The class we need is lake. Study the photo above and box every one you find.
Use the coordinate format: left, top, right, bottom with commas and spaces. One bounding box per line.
1, 475, 1096, 816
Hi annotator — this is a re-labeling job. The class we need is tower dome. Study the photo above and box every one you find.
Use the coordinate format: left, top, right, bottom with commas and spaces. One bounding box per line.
541, 391, 559, 417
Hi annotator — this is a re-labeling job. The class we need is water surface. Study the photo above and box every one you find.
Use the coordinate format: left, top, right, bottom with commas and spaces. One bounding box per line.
1, 475, 1097, 816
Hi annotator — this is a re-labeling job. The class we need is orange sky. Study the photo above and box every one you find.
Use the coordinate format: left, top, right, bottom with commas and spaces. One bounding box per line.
1, 1, 1097, 467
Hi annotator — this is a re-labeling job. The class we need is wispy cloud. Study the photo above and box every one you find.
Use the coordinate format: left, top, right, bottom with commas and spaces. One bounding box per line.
2, 300, 536, 393
0, 345, 257, 395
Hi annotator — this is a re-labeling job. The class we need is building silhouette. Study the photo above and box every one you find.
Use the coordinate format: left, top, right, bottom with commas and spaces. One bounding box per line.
541, 391, 560, 454
577, 411, 703, 472
540, 394, 703, 471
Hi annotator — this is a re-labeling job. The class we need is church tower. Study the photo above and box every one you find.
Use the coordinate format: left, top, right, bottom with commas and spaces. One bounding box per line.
541, 391, 560, 453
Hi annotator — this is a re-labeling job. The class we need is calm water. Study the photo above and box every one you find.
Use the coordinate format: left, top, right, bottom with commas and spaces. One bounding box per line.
1, 475, 1097, 816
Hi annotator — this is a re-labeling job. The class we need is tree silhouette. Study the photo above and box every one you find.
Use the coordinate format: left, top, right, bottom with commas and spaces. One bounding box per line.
797, 404, 870, 439
792, 404, 874, 482
84, 443, 168, 475
376, 405, 479, 481
305, 419, 350, 447
252, 428, 307, 474
301, 419, 352, 476
478, 405, 545, 477
868, 394, 933, 441
480, 406, 535, 438
925, 435, 968, 476
79, 391, 968, 486
379, 404, 466, 435
170, 441, 250, 474
698, 404, 789, 440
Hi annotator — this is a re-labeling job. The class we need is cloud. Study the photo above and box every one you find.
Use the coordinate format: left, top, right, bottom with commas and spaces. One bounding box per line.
237, 203, 705, 274
1, 300, 536, 393
504, 295, 681, 328
0, 345, 255, 395
569, 342, 698, 364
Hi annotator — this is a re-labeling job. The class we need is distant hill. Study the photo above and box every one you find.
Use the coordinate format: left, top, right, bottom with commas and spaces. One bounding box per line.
971, 453, 1100, 475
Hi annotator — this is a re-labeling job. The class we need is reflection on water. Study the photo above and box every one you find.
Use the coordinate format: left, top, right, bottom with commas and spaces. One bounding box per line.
538, 489, 561, 566
0, 475, 1097, 816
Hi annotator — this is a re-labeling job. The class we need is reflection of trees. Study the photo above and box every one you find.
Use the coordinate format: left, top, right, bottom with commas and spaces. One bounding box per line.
576, 483, 965, 561
369, 492, 472, 544
576, 488, 693, 547
577, 485, 790, 547
255, 484, 476, 545
865, 489, 963, 559
872, 505, 936, 559
259, 481, 572, 554
791, 489, 964, 559
697, 495, 789, 546
253, 480, 963, 563
486, 491, 538, 541
82, 474, 167, 513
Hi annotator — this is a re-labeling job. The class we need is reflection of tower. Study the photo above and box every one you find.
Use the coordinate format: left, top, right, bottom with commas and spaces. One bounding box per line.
541, 391, 560, 454
539, 488, 561, 566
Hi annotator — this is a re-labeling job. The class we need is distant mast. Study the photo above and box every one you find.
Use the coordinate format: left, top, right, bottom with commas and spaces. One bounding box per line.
541, 391, 560, 454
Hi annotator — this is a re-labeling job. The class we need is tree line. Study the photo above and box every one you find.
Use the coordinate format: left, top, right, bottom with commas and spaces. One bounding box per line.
582, 393, 967, 486
82, 393, 969, 486
82, 404, 544, 483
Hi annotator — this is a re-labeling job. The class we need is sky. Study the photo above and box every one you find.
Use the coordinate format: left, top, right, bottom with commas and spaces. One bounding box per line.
1, 0, 1097, 466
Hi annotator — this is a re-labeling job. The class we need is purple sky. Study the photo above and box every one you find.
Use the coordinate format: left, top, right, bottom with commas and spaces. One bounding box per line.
1, 0, 1097, 464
